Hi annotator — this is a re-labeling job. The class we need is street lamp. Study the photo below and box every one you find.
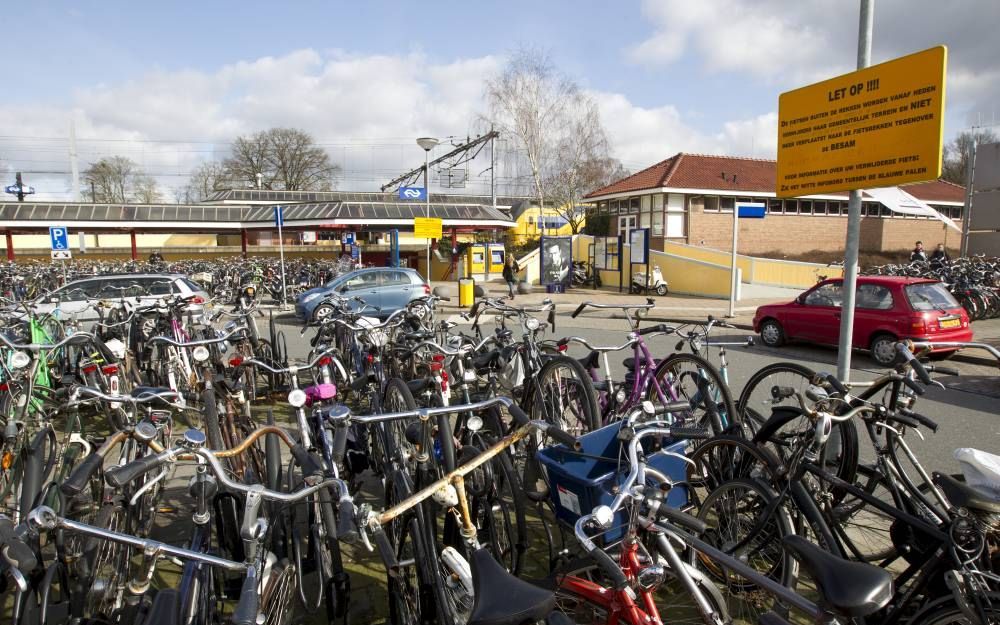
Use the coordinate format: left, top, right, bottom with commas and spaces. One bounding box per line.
417, 137, 439, 282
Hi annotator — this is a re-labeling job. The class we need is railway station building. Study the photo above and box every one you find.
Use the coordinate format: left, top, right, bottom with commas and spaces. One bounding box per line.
584, 153, 965, 257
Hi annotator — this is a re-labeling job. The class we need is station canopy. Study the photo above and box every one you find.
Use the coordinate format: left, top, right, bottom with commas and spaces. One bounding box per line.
0, 189, 520, 233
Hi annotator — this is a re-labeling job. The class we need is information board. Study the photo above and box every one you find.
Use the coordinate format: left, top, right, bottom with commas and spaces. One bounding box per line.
777, 46, 947, 197
629, 228, 649, 264
413, 217, 443, 240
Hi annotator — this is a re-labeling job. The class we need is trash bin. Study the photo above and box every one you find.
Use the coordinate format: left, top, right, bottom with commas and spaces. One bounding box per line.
458, 277, 475, 307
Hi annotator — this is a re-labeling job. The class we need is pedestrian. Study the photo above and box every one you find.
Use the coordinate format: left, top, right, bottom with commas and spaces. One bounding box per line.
148, 249, 164, 264
502, 254, 520, 300
910, 241, 927, 263
930, 243, 950, 266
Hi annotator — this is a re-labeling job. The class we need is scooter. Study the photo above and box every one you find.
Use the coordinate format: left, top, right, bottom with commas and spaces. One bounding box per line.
630, 265, 668, 296
571, 261, 602, 288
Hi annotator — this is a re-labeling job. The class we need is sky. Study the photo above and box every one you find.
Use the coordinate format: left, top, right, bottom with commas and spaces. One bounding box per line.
1, 0, 997, 200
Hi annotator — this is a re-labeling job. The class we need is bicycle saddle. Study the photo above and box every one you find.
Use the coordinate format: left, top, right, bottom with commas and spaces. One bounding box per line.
934, 472, 1000, 514
468, 548, 555, 625
577, 350, 599, 370
142, 589, 180, 625
406, 378, 436, 394
781, 535, 892, 617
623, 357, 660, 371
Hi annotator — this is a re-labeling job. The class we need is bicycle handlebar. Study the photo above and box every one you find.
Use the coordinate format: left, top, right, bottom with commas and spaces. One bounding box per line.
0, 331, 98, 353
147, 326, 248, 348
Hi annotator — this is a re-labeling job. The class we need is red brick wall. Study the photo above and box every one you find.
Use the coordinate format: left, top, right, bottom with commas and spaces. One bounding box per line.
686, 204, 960, 255
604, 198, 961, 255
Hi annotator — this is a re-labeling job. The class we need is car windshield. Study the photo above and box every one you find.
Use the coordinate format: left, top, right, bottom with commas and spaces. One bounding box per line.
905, 282, 959, 311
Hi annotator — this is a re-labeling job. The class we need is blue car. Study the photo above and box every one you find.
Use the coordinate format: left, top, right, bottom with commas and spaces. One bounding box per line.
295, 267, 430, 322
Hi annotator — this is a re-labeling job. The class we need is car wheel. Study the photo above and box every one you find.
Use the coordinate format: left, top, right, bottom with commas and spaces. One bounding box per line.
312, 302, 335, 323
655, 284, 668, 296
759, 319, 785, 347
869, 334, 899, 367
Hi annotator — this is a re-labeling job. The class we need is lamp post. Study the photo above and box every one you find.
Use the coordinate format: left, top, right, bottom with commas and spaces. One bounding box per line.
417, 137, 439, 283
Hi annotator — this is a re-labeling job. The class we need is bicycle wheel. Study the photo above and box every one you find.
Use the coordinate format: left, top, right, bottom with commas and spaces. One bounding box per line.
524, 355, 599, 438
649, 353, 737, 436
260, 560, 297, 625
385, 471, 437, 625
553, 556, 729, 625
695, 477, 799, 625
737, 362, 817, 432
464, 425, 528, 576
826, 463, 897, 563
907, 592, 1000, 625
379, 378, 418, 475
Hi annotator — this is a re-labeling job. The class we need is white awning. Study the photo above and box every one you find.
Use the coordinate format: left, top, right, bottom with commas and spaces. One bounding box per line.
865, 186, 961, 232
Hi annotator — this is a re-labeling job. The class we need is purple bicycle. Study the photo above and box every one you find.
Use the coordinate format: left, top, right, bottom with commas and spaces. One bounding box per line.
549, 300, 739, 435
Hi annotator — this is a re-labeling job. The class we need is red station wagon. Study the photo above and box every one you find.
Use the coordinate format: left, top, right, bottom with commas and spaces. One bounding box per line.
752, 276, 973, 366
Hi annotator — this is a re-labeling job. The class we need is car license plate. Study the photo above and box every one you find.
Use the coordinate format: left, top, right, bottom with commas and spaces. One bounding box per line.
939, 317, 960, 329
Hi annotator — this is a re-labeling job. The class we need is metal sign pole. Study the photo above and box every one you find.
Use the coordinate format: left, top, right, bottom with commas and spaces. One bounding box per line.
836, 0, 874, 383
729, 206, 739, 317
276, 206, 287, 309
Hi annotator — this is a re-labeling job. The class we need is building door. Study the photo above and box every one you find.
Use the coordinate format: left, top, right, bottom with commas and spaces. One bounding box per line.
618, 215, 637, 239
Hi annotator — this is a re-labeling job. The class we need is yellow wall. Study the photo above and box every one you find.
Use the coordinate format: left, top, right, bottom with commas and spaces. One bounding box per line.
508, 203, 582, 245
662, 241, 842, 289
575, 234, 732, 298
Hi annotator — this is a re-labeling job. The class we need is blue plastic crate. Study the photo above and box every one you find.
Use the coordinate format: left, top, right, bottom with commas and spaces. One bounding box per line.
537, 420, 690, 544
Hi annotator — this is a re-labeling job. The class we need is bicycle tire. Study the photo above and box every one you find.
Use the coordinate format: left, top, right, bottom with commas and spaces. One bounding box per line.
524, 355, 599, 437
695, 477, 799, 624
906, 590, 1000, 625
201, 389, 224, 452
649, 352, 738, 436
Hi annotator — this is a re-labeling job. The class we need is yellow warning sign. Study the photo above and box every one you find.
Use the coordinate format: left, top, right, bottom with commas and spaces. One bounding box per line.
413, 217, 443, 240
776, 46, 947, 198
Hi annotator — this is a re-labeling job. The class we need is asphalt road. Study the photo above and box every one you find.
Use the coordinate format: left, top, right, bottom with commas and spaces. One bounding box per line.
269, 306, 999, 476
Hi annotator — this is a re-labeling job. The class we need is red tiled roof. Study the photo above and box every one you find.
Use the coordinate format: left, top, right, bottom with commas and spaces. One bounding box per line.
585, 153, 965, 203
897, 179, 965, 203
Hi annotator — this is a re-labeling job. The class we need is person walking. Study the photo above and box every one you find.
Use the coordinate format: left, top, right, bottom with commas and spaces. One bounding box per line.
502, 254, 520, 300
910, 241, 927, 263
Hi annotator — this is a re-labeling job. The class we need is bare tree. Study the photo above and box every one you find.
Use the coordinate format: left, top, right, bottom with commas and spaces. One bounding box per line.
484, 48, 581, 210
223, 128, 341, 190
83, 156, 161, 203
184, 161, 229, 202
942, 128, 998, 185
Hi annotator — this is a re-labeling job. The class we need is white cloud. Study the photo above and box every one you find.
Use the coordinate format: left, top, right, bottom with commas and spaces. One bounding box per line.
628, 0, 850, 84
594, 92, 778, 166
0, 48, 782, 200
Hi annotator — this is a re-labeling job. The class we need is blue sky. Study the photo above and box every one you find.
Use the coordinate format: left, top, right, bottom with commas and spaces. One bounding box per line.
1, 1, 996, 199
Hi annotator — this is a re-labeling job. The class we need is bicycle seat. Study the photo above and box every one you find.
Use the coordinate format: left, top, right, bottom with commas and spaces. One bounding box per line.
781, 535, 892, 617
406, 378, 436, 394
143, 589, 180, 625
934, 472, 1000, 514
577, 350, 599, 370
623, 357, 660, 371
469, 548, 555, 625
472, 350, 501, 370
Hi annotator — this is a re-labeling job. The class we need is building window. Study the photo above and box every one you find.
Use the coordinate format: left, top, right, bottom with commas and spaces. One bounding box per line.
652, 194, 664, 211
640, 212, 651, 230
652, 211, 664, 236
880, 204, 892, 218
630, 197, 640, 213
814, 200, 827, 215
618, 215, 637, 238
598, 201, 607, 214
784, 199, 798, 214
641, 195, 651, 212
703, 196, 720, 212
800, 200, 813, 215
720, 197, 735, 213
768, 199, 783, 214
950, 206, 963, 220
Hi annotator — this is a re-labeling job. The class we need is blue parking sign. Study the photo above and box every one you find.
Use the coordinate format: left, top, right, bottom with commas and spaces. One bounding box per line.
49, 226, 69, 250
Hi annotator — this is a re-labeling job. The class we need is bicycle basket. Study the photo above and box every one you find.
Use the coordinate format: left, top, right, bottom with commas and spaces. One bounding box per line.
537, 420, 690, 544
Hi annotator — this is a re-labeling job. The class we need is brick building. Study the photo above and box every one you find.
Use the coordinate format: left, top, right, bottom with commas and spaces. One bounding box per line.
584, 153, 964, 256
